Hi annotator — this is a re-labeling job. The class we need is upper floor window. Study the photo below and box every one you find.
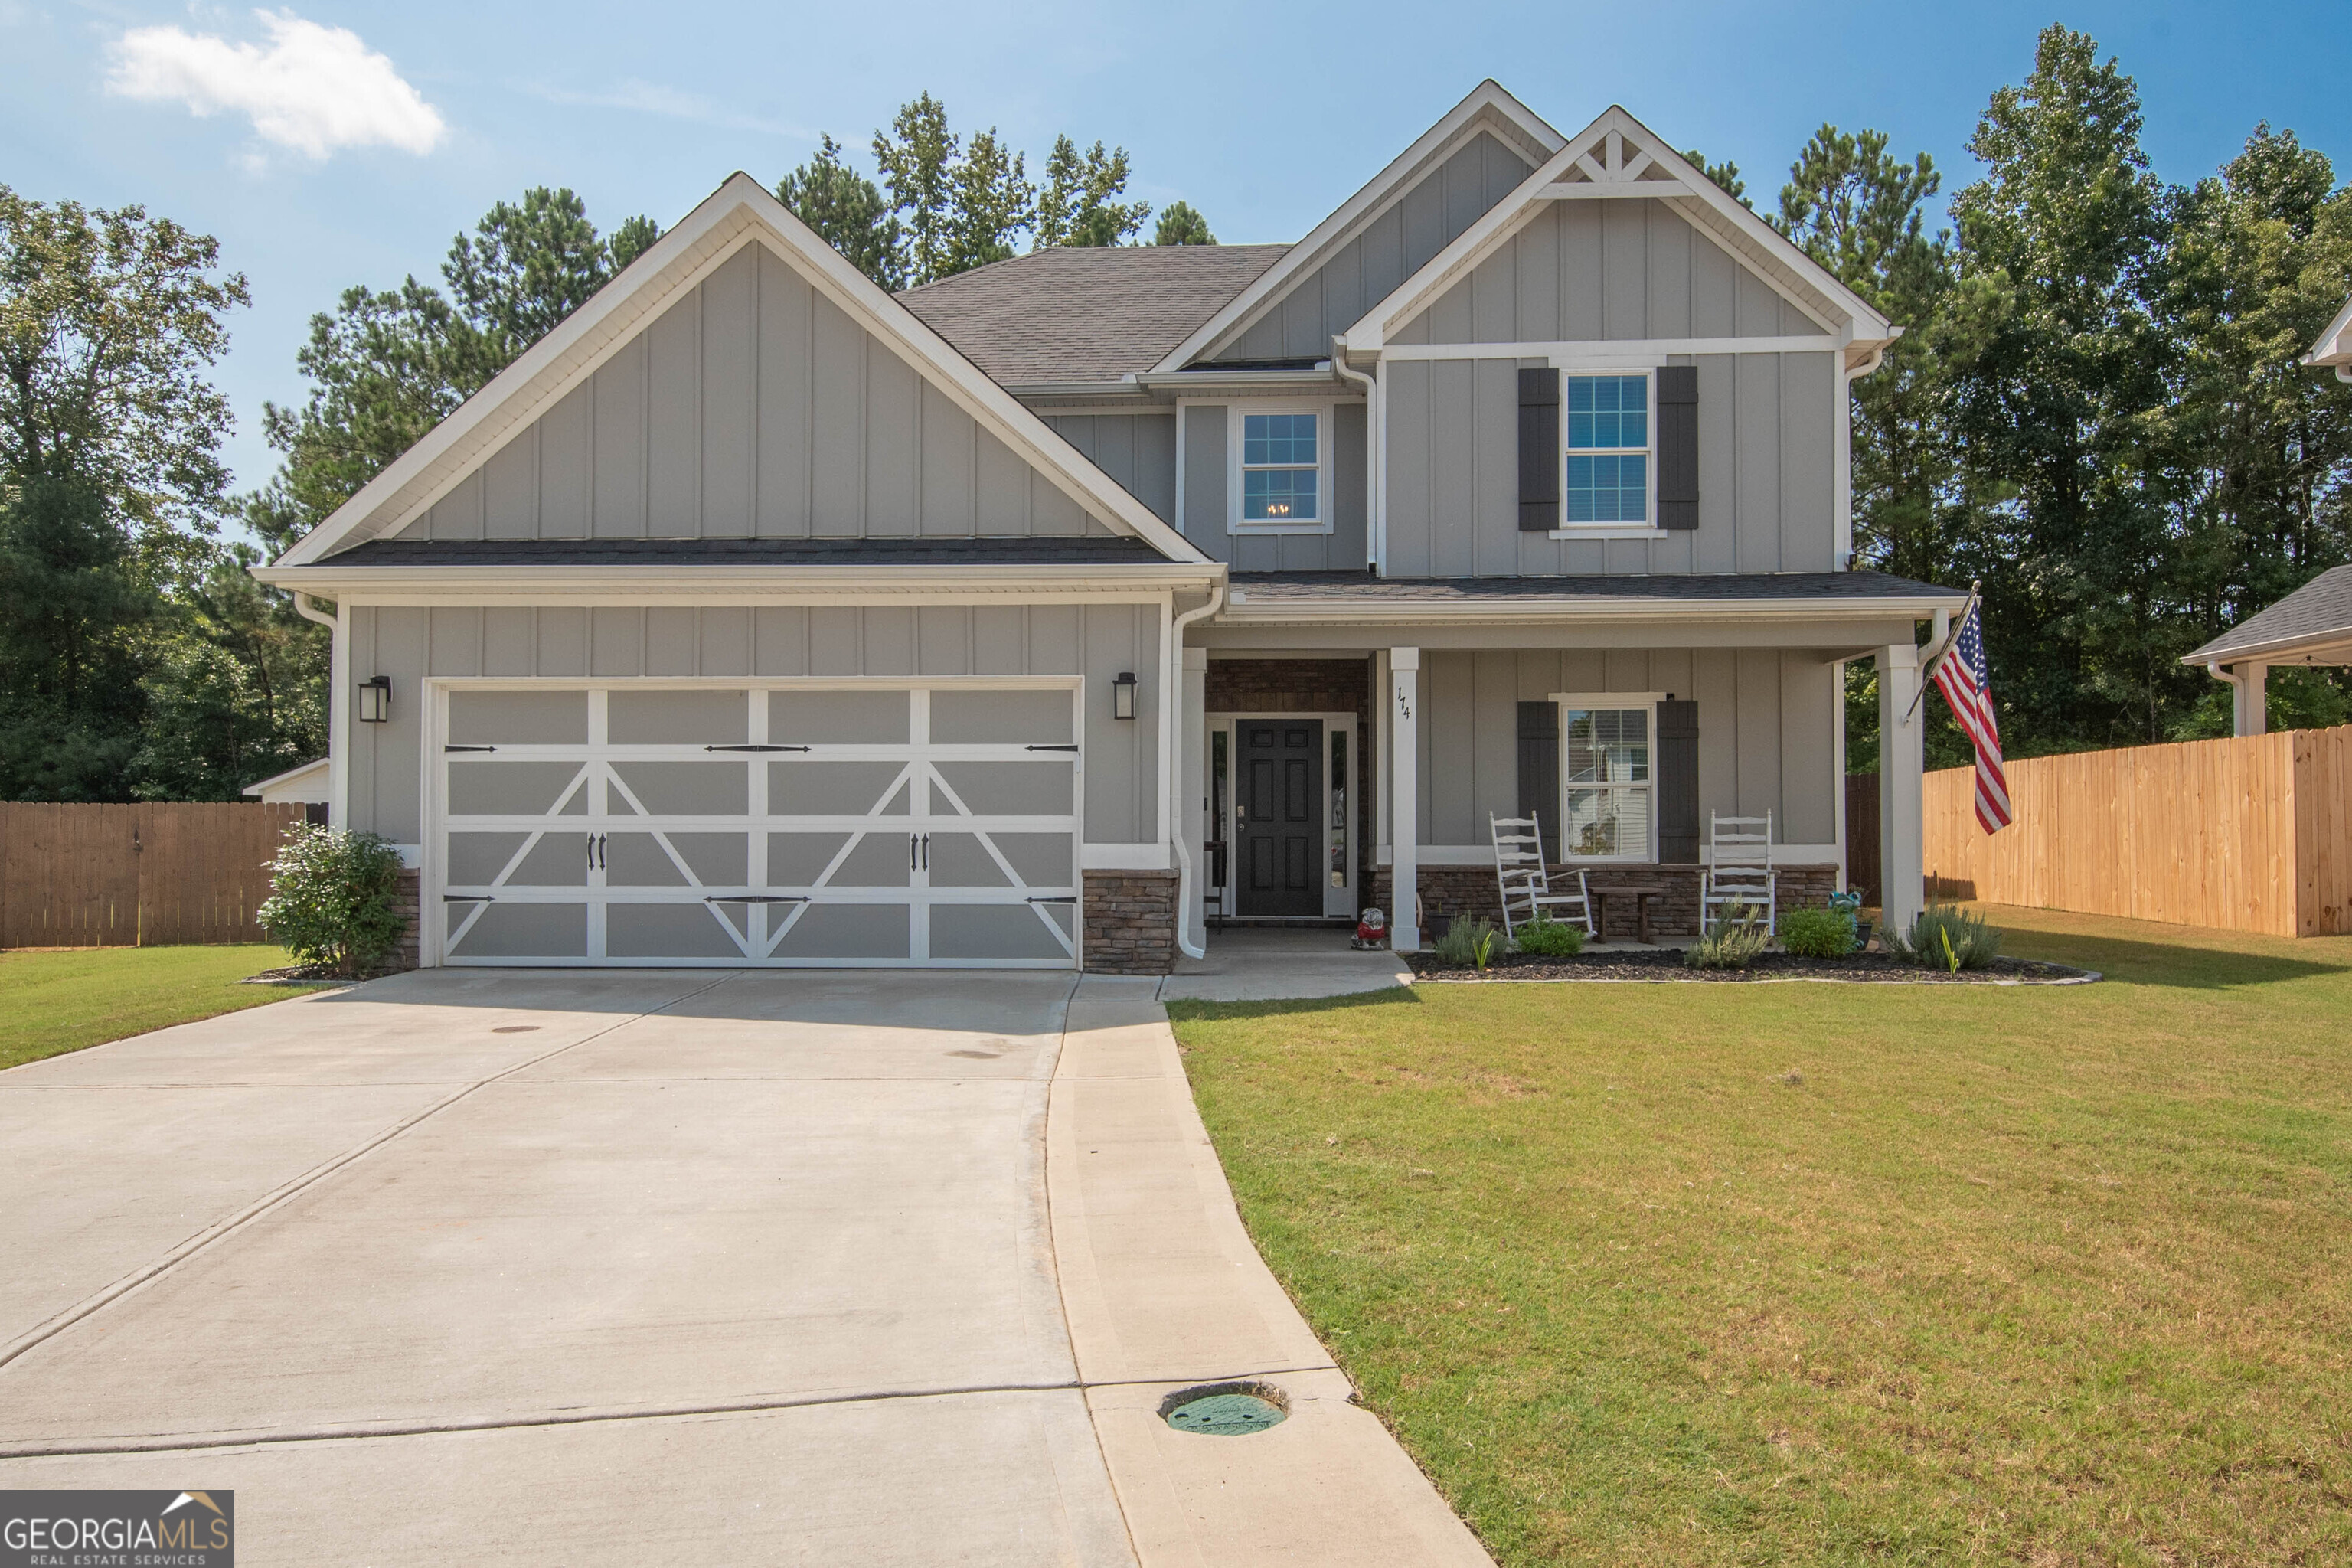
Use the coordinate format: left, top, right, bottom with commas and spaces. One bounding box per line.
1233, 408, 1328, 532
1564, 374, 1650, 524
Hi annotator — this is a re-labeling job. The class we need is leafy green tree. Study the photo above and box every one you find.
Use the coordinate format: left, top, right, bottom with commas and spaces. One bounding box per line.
873, 93, 962, 286
1034, 137, 1150, 248
942, 126, 1031, 275
2160, 125, 2352, 736
0, 477, 161, 799
132, 540, 325, 799
260, 189, 660, 538
0, 186, 250, 565
779, 135, 901, 287
1945, 24, 2182, 750
1681, 149, 1750, 209
1152, 201, 1216, 246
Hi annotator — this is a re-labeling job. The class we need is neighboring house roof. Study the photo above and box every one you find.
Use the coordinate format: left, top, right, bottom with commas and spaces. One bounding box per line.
268, 172, 1211, 572
898, 245, 1289, 390
2184, 565, 2352, 667
1340, 104, 1896, 363
243, 757, 328, 799
322, 537, 1175, 568
2307, 292, 2352, 381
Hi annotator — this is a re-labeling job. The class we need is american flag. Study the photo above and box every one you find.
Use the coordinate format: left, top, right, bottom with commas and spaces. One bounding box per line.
1929, 596, 2011, 833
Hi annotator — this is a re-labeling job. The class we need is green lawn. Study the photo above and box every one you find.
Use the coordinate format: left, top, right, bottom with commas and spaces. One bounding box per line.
0, 945, 328, 1071
1170, 907, 2352, 1566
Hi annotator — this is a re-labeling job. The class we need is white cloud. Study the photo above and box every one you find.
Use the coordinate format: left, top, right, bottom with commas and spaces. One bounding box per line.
106, 9, 445, 160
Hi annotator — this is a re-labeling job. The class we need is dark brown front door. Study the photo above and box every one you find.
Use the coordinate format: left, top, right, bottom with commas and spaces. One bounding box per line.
1236, 719, 1323, 916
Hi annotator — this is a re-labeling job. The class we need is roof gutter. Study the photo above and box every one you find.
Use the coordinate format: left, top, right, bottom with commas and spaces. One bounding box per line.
253, 560, 1227, 601
1217, 592, 1966, 626
2180, 632, 2352, 667
1131, 364, 1344, 390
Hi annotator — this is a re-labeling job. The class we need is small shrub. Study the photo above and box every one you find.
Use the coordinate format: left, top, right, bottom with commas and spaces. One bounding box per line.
1886, 904, 2004, 971
1684, 903, 1771, 970
257, 826, 409, 977
1433, 916, 1501, 969
1781, 906, 1857, 959
1512, 916, 1586, 957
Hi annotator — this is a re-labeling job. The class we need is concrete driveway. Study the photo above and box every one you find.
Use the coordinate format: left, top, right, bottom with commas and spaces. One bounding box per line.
0, 965, 1488, 1566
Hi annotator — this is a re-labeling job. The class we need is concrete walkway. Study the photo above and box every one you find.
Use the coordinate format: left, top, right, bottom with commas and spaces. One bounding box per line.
1159, 927, 1411, 1003
0, 963, 1477, 1566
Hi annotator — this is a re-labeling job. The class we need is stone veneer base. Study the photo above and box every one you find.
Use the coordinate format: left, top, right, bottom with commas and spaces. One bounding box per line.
1082, 869, 1181, 975
1371, 862, 1838, 943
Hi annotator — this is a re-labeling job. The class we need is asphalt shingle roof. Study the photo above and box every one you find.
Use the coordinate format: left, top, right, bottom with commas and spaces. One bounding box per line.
898, 245, 1291, 388
2185, 564, 2352, 663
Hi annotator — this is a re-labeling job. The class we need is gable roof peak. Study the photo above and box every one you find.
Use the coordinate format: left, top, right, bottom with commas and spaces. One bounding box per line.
273, 169, 1210, 570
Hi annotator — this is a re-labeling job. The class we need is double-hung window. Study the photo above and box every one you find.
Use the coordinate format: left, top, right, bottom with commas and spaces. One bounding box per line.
1563, 374, 1651, 524
1557, 697, 1654, 860
1233, 409, 1325, 531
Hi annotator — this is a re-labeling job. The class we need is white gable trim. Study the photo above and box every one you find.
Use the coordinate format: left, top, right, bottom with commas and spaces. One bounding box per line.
1339, 106, 1896, 365
1145, 80, 1566, 375
278, 173, 1209, 568
2308, 292, 2352, 378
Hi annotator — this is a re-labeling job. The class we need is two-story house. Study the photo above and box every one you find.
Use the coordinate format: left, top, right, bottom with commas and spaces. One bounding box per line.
258, 82, 1958, 972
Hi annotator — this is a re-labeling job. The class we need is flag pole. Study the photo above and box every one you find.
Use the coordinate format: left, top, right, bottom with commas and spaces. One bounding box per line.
1905, 580, 1981, 724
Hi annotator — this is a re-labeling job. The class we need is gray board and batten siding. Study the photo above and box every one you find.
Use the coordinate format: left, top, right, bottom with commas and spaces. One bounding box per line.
389, 242, 1117, 546
1387, 199, 1839, 580
1207, 131, 1535, 364
1406, 648, 1840, 850
341, 603, 1164, 850
1044, 407, 1371, 571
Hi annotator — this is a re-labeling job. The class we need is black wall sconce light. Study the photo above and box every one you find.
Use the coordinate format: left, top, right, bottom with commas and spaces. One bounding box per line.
1112, 671, 1138, 720
357, 675, 392, 724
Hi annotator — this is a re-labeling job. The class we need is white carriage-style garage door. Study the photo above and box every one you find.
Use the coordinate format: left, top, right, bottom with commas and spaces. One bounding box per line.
435, 683, 1081, 967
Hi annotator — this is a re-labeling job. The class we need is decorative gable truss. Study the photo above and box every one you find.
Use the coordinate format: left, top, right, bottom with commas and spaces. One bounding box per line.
276, 174, 1210, 570
1338, 106, 1896, 368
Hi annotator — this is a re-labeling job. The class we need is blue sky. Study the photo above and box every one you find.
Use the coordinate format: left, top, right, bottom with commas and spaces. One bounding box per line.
4, 1, 2345, 511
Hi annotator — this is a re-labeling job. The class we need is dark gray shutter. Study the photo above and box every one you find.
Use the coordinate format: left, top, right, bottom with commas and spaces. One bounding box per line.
1518, 368, 1560, 532
1517, 701, 1560, 861
1656, 699, 1700, 862
1656, 365, 1699, 531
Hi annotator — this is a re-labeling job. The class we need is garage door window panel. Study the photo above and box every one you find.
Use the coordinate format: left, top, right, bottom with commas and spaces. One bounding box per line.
929, 688, 1073, 745
607, 689, 746, 746
769, 690, 910, 745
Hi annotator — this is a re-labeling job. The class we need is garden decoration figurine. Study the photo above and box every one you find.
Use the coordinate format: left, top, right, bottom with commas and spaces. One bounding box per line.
1828, 888, 1870, 950
1353, 908, 1388, 949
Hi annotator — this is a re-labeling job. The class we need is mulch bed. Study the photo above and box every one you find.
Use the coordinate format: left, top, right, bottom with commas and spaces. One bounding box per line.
242, 964, 388, 986
1406, 949, 2098, 985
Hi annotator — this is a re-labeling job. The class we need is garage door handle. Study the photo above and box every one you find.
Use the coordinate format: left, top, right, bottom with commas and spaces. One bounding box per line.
705, 743, 809, 752
443, 893, 494, 903
1025, 743, 1080, 752
444, 744, 496, 753
705, 894, 807, 904
1025, 896, 1076, 904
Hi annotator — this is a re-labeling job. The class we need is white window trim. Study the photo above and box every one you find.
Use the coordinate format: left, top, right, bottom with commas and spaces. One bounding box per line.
1550, 363, 1667, 540
1549, 691, 1664, 863
1227, 403, 1335, 536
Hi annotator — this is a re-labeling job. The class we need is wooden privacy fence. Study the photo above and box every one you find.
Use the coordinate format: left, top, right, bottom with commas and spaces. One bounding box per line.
0, 802, 311, 948
1922, 724, 2352, 937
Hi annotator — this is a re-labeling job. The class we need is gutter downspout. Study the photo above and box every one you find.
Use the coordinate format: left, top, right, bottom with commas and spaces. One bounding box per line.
1168, 582, 1226, 959
1332, 337, 1377, 572
289, 593, 344, 831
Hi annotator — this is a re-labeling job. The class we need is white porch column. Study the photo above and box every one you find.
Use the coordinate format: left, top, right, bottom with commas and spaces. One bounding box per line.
1877, 641, 1925, 938
2234, 663, 2268, 737
1390, 647, 1420, 952
1180, 647, 1209, 949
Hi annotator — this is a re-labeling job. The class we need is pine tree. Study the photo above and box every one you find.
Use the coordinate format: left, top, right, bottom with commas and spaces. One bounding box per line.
1034, 137, 1151, 248
1152, 201, 1216, 246
779, 135, 901, 288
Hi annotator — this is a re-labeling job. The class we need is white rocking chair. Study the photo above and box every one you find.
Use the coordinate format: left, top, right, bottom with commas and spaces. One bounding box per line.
1491, 812, 1593, 937
1703, 810, 1777, 934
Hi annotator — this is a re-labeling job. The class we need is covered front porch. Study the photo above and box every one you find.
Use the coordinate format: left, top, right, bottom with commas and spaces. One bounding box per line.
1176, 576, 1952, 954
